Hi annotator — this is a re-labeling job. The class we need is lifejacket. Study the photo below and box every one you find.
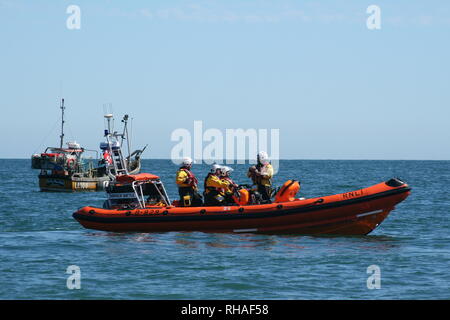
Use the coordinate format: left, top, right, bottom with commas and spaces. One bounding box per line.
204, 173, 229, 199
177, 167, 198, 188
204, 173, 218, 193
222, 176, 236, 194
249, 163, 273, 186
204, 173, 213, 191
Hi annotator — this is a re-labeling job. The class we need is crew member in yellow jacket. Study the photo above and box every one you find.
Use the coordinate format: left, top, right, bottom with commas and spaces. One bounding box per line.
221, 166, 239, 204
204, 165, 231, 206
175, 157, 203, 207
247, 151, 274, 202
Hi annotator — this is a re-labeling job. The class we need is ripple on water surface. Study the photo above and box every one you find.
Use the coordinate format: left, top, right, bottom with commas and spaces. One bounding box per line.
0, 160, 449, 299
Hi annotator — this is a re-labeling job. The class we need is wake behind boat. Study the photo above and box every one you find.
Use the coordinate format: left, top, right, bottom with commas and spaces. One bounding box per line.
73, 173, 411, 235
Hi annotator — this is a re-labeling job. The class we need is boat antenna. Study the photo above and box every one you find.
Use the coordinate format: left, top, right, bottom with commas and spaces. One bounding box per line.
122, 114, 131, 160
59, 98, 65, 148
108, 103, 114, 133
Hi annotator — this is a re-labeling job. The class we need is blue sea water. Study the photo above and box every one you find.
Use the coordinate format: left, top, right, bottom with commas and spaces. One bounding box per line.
0, 159, 449, 299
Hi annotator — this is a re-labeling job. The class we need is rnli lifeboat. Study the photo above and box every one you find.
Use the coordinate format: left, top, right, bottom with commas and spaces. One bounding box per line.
72, 173, 411, 235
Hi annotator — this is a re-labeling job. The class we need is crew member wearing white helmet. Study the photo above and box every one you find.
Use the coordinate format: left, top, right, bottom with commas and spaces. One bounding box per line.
203, 164, 230, 206
247, 151, 274, 202
176, 157, 202, 207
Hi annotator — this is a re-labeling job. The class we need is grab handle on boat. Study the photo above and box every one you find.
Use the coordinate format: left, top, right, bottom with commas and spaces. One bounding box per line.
314, 198, 324, 204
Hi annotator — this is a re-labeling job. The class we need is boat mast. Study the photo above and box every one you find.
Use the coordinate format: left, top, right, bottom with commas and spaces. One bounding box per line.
122, 114, 131, 160
59, 98, 65, 148
104, 113, 128, 178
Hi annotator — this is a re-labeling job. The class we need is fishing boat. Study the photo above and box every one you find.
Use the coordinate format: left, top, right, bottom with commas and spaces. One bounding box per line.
72, 174, 411, 235
31, 99, 144, 191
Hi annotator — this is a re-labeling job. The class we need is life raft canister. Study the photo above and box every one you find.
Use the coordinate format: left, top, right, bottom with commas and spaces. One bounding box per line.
232, 189, 250, 206
274, 180, 300, 203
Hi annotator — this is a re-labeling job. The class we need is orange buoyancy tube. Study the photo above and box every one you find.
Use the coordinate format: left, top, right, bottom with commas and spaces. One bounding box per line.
274, 180, 300, 203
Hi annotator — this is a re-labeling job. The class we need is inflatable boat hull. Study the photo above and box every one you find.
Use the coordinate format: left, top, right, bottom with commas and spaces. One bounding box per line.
73, 180, 411, 235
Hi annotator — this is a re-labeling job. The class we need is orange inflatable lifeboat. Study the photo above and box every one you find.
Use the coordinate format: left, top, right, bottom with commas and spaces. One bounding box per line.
73, 175, 411, 235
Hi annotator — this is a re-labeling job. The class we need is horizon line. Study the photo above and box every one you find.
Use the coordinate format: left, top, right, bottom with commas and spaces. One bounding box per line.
1, 157, 449, 161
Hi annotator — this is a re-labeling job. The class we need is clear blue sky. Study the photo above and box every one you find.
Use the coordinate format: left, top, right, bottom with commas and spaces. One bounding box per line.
1, 0, 449, 159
